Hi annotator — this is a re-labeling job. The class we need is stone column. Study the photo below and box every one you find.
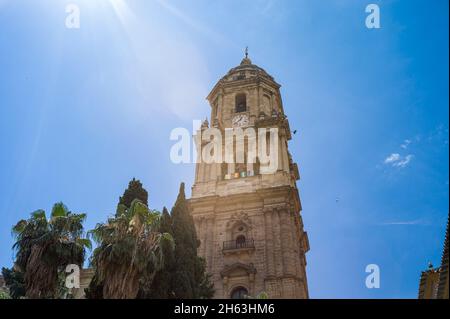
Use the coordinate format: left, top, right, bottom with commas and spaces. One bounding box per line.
218, 92, 223, 123
257, 85, 261, 115
207, 217, 215, 273
273, 209, 283, 276
280, 209, 295, 276
281, 136, 290, 173
222, 276, 229, 299
288, 212, 301, 278
264, 208, 275, 277
201, 217, 208, 258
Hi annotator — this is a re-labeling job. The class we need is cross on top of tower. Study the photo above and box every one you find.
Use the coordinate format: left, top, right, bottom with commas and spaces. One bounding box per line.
240, 46, 252, 65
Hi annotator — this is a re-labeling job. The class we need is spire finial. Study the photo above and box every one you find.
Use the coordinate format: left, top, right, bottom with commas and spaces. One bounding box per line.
240, 47, 252, 65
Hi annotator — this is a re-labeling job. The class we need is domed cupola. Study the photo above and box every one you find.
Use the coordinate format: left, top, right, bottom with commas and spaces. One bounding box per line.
222, 51, 275, 84
206, 49, 285, 132
207, 49, 279, 101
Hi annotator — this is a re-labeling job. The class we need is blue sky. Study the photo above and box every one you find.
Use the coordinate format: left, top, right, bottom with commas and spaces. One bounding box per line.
0, 0, 448, 298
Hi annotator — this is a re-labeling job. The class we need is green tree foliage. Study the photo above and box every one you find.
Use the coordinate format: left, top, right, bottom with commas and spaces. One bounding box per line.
118, 178, 148, 209
139, 207, 175, 298
86, 178, 151, 298
1, 267, 25, 299
6, 179, 214, 299
88, 199, 174, 299
139, 184, 214, 299
145, 183, 214, 299
0, 291, 11, 299
246, 291, 269, 299
11, 203, 91, 298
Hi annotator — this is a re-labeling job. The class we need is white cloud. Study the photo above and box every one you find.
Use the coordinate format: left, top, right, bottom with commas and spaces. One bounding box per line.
400, 139, 411, 149
394, 154, 413, 168
384, 153, 400, 164
384, 153, 413, 168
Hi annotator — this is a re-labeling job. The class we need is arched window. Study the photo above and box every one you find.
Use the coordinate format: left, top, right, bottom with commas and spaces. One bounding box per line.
231, 287, 248, 299
235, 93, 247, 113
236, 235, 246, 248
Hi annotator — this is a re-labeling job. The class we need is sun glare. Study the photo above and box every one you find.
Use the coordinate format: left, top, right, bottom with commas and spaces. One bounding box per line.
108, 0, 134, 25
75, 0, 133, 24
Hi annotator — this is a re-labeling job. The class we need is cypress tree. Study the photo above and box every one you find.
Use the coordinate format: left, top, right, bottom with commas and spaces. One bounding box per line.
169, 183, 214, 298
118, 178, 148, 209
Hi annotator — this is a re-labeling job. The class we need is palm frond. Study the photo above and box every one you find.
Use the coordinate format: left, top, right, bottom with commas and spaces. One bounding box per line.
31, 209, 47, 221
76, 238, 92, 250
11, 220, 28, 236
10, 203, 90, 298
51, 202, 68, 219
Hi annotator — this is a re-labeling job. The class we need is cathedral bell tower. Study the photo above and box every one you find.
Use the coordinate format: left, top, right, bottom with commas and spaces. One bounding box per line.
188, 52, 310, 299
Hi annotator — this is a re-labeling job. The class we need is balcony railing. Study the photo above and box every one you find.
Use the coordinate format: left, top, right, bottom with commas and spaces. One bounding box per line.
223, 239, 255, 251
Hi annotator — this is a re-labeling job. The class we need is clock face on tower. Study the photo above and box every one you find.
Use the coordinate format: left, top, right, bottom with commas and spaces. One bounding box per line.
232, 114, 249, 127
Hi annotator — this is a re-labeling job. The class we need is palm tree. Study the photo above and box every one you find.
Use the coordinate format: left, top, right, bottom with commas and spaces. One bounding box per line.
12, 202, 91, 299
89, 199, 174, 299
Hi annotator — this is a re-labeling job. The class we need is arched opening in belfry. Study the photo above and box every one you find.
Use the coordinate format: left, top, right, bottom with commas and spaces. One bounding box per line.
235, 93, 247, 113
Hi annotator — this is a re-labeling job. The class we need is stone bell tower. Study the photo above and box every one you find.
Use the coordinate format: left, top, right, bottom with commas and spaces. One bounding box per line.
188, 51, 310, 299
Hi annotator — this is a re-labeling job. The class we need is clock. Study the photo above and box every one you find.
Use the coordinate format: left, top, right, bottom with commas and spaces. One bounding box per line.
232, 114, 249, 127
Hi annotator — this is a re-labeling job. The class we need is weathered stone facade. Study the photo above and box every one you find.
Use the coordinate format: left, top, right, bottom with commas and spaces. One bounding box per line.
188, 55, 310, 299
418, 214, 449, 299
72, 268, 94, 299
